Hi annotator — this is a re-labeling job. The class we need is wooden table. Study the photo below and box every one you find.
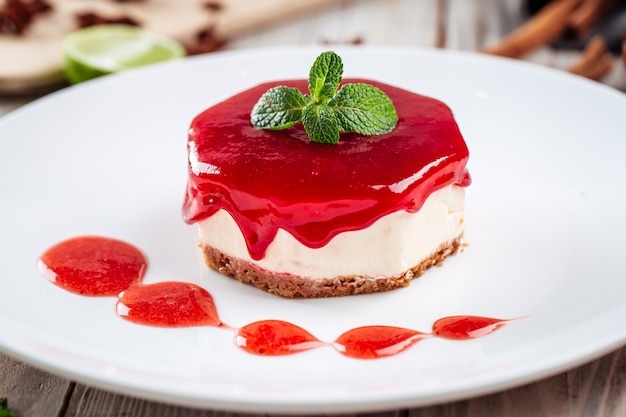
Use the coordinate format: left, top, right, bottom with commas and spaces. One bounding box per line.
1, 1, 625, 416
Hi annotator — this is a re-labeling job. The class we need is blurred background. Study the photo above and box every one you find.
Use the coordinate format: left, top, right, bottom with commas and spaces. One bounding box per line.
1, 0, 625, 100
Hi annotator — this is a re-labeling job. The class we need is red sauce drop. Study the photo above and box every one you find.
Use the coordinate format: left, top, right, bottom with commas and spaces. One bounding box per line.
38, 236, 146, 296
236, 320, 325, 356
333, 326, 429, 359
432, 315, 512, 340
182, 79, 470, 260
39, 236, 519, 358
117, 281, 221, 327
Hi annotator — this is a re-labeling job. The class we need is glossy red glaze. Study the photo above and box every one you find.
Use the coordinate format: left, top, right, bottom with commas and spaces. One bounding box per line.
432, 315, 511, 340
117, 281, 222, 327
38, 236, 146, 296
333, 326, 429, 359
236, 319, 325, 356
182, 79, 470, 260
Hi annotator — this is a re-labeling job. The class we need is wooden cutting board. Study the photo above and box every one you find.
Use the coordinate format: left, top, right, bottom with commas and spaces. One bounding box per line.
0, 0, 345, 94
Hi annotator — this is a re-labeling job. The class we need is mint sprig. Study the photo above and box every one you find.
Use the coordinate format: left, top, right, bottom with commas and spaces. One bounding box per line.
250, 51, 398, 144
0, 398, 17, 417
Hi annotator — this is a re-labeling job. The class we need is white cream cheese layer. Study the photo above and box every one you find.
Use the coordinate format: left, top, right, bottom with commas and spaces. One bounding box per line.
197, 185, 465, 280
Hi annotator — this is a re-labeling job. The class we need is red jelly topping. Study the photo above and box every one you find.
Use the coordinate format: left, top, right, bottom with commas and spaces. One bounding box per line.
117, 282, 221, 327
182, 79, 470, 260
38, 236, 146, 296
333, 326, 430, 359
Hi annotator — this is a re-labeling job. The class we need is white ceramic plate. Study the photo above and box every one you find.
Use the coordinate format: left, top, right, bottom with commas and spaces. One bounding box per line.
1, 46, 625, 414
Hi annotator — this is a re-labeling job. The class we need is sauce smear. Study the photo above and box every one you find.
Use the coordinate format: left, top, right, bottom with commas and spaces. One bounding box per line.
432, 315, 512, 340
334, 326, 430, 359
117, 282, 221, 327
39, 236, 519, 359
236, 320, 325, 355
38, 236, 146, 296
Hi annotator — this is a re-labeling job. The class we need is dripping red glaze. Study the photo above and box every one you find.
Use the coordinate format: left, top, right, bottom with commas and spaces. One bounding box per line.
117, 281, 221, 327
39, 236, 518, 359
432, 315, 511, 340
38, 236, 146, 296
182, 79, 471, 260
236, 320, 325, 356
333, 326, 430, 359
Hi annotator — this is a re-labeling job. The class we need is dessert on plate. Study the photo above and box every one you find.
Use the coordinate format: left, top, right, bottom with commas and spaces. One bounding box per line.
182, 51, 470, 298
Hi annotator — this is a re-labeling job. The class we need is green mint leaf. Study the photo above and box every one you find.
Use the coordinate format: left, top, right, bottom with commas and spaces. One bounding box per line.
329, 83, 398, 135
0, 398, 17, 417
250, 50, 398, 144
302, 103, 340, 144
308, 51, 343, 103
250, 86, 309, 130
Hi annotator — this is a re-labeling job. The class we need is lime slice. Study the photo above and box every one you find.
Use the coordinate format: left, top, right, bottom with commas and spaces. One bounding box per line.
63, 24, 185, 84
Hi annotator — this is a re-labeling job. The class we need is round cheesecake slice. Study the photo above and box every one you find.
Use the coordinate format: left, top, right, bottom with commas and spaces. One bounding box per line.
183, 79, 471, 298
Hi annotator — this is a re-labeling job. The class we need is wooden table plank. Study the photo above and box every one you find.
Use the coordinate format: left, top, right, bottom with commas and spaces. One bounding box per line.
228, 0, 439, 48
0, 354, 71, 417
407, 346, 626, 417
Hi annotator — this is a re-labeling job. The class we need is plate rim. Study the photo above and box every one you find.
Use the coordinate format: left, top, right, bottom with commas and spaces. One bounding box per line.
1, 45, 626, 413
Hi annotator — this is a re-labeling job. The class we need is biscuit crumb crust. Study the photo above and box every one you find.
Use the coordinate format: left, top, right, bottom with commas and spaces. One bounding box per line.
200, 237, 462, 298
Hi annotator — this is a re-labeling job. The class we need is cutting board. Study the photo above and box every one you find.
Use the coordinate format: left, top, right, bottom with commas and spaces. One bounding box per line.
0, 0, 345, 94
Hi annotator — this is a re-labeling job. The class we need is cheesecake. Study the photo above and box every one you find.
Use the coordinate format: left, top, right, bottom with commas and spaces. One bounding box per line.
182, 78, 470, 298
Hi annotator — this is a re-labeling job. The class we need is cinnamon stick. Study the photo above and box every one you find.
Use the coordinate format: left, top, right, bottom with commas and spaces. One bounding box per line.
568, 35, 614, 80
435, 0, 447, 48
482, 0, 583, 58
567, 0, 618, 39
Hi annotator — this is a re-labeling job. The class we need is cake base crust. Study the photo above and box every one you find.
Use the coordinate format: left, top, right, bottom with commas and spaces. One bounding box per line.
200, 237, 463, 298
